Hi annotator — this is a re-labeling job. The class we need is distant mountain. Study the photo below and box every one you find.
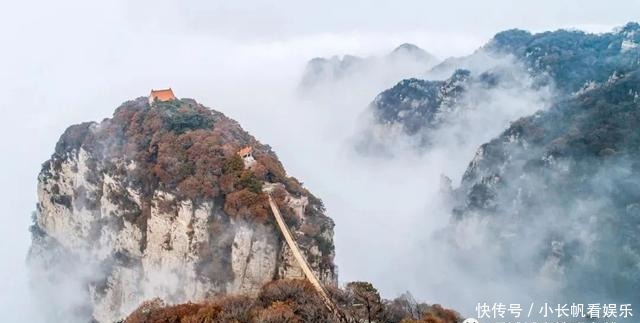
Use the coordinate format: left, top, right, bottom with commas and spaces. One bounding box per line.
358, 23, 640, 303
388, 43, 437, 63
485, 22, 640, 94
298, 43, 439, 94
362, 23, 640, 150
300, 55, 367, 88
114, 24, 640, 320
369, 69, 471, 137
452, 68, 640, 304
357, 63, 549, 155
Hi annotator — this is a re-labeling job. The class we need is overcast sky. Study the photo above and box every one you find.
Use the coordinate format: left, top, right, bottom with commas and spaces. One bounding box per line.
1, 0, 639, 321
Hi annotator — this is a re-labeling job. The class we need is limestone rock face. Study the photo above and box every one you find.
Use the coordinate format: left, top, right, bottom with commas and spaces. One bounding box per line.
28, 97, 336, 323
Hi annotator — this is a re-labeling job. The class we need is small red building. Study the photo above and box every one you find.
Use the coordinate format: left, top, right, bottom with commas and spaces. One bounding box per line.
237, 146, 256, 168
149, 88, 177, 105
237, 146, 253, 159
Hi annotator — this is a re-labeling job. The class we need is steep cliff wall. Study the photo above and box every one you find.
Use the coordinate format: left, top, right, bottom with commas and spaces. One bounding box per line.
28, 97, 336, 323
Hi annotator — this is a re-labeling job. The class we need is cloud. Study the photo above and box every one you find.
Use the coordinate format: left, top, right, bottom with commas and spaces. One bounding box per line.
1, 0, 639, 320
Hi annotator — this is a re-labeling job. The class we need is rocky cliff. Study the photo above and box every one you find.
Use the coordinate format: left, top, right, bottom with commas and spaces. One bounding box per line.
28, 97, 336, 323
368, 69, 471, 137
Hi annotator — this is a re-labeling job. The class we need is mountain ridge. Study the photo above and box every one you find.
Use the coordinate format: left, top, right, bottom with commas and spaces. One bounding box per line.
299, 43, 439, 92
361, 22, 640, 150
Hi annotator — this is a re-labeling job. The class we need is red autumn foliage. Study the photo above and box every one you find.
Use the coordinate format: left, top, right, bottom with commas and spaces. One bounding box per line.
52, 98, 323, 226
400, 306, 460, 323
124, 280, 461, 323
56, 98, 285, 200
223, 189, 270, 221
124, 298, 222, 323
257, 301, 301, 323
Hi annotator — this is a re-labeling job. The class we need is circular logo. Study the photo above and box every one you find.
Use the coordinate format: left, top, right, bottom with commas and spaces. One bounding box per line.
462, 319, 479, 323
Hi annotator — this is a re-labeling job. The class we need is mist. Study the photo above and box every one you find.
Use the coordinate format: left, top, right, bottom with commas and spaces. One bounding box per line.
2, 0, 640, 321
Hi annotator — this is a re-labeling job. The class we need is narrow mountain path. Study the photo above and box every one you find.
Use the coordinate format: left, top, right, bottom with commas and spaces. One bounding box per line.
266, 193, 346, 321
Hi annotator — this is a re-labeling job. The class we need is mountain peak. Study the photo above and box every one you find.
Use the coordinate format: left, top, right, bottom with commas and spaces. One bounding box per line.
392, 43, 423, 53
29, 96, 337, 322
487, 28, 533, 52
388, 43, 437, 62
620, 21, 640, 33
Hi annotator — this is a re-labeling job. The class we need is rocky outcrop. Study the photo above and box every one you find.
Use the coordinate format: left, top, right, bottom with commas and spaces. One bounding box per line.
369, 69, 471, 137
357, 65, 550, 156
28, 97, 336, 323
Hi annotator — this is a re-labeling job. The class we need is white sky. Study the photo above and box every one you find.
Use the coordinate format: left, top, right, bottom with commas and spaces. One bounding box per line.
1, 0, 639, 321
